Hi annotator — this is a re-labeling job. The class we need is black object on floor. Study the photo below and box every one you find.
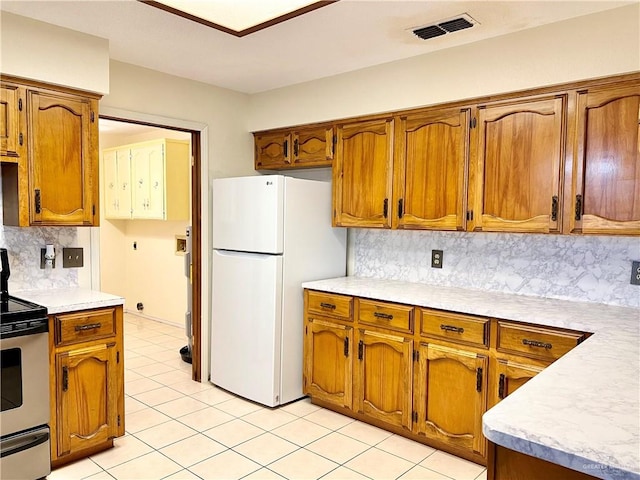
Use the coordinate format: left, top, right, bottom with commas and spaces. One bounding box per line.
179, 345, 192, 364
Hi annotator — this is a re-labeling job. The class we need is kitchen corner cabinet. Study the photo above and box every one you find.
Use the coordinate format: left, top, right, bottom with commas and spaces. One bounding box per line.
254, 125, 334, 170
469, 96, 565, 233
333, 118, 394, 228
49, 305, 125, 467
102, 139, 190, 221
567, 83, 640, 235
1, 77, 100, 227
394, 108, 470, 231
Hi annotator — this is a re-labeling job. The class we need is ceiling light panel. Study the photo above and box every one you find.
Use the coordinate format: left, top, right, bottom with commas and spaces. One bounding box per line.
152, 0, 320, 31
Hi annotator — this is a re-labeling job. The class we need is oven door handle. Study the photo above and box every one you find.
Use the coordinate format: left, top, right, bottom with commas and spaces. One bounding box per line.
0, 430, 49, 458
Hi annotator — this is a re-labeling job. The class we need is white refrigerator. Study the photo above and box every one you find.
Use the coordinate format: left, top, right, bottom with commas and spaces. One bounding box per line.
210, 175, 347, 407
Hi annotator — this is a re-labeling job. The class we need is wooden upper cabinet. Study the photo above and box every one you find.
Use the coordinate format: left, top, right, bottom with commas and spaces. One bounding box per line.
292, 126, 334, 167
28, 89, 98, 226
255, 131, 291, 169
255, 126, 334, 170
568, 84, 640, 235
394, 108, 470, 230
333, 118, 394, 228
0, 82, 26, 162
470, 96, 566, 233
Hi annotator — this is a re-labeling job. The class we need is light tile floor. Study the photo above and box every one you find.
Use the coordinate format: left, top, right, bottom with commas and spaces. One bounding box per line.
48, 314, 488, 480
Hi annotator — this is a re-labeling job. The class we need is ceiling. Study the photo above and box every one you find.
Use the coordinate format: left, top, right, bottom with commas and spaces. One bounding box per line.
1, 1, 631, 94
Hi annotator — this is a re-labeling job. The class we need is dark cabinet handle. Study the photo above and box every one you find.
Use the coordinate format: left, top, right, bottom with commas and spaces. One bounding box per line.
319, 302, 336, 310
343, 337, 349, 357
34, 189, 41, 214
398, 199, 404, 219
575, 194, 583, 221
498, 373, 506, 399
358, 340, 364, 360
62, 366, 68, 392
283, 140, 288, 158
440, 324, 464, 334
522, 339, 552, 350
75, 323, 102, 332
551, 195, 558, 221
383, 198, 388, 218
293, 139, 299, 157
476, 367, 483, 392
373, 312, 393, 320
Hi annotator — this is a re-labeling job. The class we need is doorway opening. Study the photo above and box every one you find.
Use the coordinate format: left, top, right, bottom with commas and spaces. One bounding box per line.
97, 115, 203, 382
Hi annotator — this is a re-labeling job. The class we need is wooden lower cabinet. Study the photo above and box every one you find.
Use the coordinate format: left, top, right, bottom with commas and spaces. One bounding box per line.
354, 329, 413, 430
303, 317, 353, 409
489, 358, 545, 408
415, 343, 488, 456
55, 343, 120, 457
488, 442, 599, 480
303, 289, 588, 469
49, 305, 124, 467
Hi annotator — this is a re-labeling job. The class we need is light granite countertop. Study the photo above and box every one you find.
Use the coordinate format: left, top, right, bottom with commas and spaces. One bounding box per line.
302, 276, 640, 480
14, 287, 124, 314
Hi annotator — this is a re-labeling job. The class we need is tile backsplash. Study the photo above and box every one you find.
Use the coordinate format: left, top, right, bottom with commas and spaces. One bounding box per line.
0, 175, 79, 292
353, 229, 640, 308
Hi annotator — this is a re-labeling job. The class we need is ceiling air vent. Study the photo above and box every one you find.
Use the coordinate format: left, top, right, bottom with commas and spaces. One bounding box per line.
412, 14, 477, 40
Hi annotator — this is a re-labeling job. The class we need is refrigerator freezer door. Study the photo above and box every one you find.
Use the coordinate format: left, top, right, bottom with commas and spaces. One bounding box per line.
210, 249, 283, 406
212, 175, 284, 254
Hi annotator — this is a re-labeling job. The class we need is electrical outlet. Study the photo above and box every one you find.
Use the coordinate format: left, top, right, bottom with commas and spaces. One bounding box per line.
631, 261, 640, 286
62, 248, 84, 268
40, 248, 55, 269
431, 250, 443, 268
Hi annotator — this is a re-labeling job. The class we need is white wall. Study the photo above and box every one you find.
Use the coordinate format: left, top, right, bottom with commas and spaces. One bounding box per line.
0, 12, 109, 94
248, 4, 640, 130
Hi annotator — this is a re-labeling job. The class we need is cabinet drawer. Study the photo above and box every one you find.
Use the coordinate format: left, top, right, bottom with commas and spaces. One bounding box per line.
357, 299, 413, 333
307, 291, 353, 320
420, 309, 489, 348
496, 321, 584, 361
54, 308, 116, 346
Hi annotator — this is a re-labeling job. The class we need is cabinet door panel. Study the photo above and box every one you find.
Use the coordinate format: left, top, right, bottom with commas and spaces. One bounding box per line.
395, 109, 469, 230
490, 359, 544, 409
293, 127, 333, 167
472, 97, 565, 233
29, 90, 96, 225
56, 343, 118, 457
304, 318, 353, 409
117, 149, 132, 218
415, 343, 487, 455
569, 85, 640, 234
255, 132, 291, 169
147, 143, 165, 219
355, 329, 412, 430
0, 83, 24, 161
333, 119, 394, 228
103, 150, 119, 219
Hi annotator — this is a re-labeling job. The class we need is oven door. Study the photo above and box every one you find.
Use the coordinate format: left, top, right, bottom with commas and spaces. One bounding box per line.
0, 330, 50, 436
